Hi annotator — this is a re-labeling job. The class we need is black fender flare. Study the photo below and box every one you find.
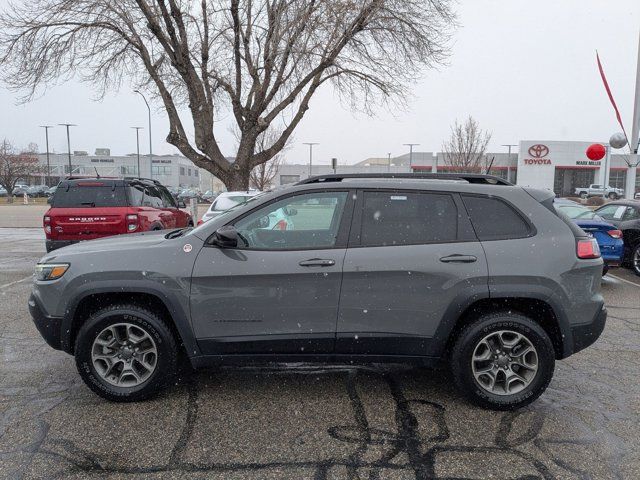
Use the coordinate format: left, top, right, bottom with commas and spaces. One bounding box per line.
60, 282, 200, 359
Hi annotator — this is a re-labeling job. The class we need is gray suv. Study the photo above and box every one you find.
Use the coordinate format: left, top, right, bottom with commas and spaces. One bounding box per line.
29, 174, 606, 410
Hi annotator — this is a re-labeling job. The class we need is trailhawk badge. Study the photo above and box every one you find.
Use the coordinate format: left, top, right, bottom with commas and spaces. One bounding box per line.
183, 244, 193, 253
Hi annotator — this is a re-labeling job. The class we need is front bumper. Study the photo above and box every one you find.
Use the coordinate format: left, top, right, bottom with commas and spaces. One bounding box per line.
570, 305, 607, 355
28, 293, 63, 350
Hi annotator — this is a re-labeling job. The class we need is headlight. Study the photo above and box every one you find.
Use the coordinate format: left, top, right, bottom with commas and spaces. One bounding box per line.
35, 263, 69, 281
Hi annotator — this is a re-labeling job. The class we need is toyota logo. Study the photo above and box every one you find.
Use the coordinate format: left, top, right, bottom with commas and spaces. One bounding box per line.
528, 144, 549, 158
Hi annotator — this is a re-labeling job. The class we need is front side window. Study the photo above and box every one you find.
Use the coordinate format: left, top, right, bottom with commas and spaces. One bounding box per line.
143, 186, 164, 208
360, 191, 458, 247
234, 192, 348, 250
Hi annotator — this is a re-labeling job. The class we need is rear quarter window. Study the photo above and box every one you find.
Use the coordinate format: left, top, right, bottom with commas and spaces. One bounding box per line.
461, 194, 532, 241
52, 185, 127, 208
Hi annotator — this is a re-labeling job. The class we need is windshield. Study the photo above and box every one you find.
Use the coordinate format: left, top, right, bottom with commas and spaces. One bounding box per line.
211, 195, 255, 211
555, 204, 602, 221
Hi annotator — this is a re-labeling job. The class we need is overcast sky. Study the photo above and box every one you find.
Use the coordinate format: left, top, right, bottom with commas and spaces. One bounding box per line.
1, 0, 639, 165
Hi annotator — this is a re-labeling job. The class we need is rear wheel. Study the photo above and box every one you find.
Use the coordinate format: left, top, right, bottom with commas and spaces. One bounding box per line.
451, 312, 555, 410
75, 304, 177, 402
602, 265, 609, 276
608, 192, 617, 200
632, 244, 640, 277
579, 192, 587, 199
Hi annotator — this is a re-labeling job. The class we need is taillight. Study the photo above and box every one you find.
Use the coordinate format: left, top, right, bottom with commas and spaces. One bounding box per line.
607, 229, 622, 239
43, 216, 51, 234
197, 219, 203, 226
273, 219, 288, 231
577, 238, 601, 259
126, 214, 138, 232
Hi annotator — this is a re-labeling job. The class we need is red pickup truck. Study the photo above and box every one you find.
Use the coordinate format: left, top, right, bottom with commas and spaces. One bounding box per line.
44, 178, 193, 252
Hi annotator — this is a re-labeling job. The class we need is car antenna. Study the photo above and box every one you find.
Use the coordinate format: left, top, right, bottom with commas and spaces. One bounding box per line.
94, 166, 101, 179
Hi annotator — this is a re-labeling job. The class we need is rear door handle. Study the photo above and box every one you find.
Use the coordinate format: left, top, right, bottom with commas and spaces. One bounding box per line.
299, 258, 336, 267
439, 254, 477, 263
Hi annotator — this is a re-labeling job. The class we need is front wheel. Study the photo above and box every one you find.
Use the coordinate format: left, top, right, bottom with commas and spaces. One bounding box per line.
579, 192, 587, 199
608, 192, 617, 200
75, 304, 178, 402
450, 312, 555, 410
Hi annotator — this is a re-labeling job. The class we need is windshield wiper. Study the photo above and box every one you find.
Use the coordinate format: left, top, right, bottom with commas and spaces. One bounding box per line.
165, 227, 190, 239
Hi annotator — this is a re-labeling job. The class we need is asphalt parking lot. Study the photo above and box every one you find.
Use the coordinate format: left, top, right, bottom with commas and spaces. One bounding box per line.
1, 227, 640, 479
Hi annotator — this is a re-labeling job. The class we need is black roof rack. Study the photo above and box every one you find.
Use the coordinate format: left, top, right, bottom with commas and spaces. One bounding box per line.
122, 176, 162, 185
296, 173, 513, 186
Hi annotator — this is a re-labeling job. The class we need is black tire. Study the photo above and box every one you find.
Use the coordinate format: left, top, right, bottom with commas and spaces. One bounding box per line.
579, 192, 587, 199
631, 244, 640, 277
75, 304, 178, 402
450, 312, 555, 410
602, 265, 609, 277
608, 192, 617, 200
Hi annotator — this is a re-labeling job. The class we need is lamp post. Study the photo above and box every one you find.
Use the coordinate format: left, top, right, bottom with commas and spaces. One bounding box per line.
502, 144, 517, 182
134, 90, 153, 178
387, 152, 392, 172
403, 143, 419, 171
303, 142, 319, 177
58, 123, 76, 175
39, 125, 53, 186
131, 127, 144, 176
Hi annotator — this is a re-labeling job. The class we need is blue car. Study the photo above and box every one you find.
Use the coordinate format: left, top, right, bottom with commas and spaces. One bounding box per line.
554, 199, 624, 275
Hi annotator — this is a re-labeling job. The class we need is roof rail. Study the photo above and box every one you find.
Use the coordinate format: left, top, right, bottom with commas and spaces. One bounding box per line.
296, 173, 513, 186
122, 176, 162, 184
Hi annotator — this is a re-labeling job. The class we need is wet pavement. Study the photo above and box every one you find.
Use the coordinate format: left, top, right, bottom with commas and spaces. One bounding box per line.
1, 228, 639, 479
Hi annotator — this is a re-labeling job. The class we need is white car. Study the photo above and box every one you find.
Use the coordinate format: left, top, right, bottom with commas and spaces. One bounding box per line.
200, 191, 261, 223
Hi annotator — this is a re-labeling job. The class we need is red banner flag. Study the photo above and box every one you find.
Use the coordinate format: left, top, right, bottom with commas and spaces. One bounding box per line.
596, 52, 630, 145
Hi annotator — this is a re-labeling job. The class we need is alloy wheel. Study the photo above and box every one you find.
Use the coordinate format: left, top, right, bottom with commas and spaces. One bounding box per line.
471, 330, 539, 396
91, 323, 158, 387
633, 246, 640, 275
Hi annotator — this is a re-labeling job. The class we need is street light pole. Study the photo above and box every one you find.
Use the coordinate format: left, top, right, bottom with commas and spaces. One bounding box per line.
39, 125, 53, 186
303, 142, 319, 177
131, 127, 144, 176
387, 152, 392, 172
134, 90, 153, 178
58, 123, 76, 175
403, 143, 419, 171
502, 144, 518, 182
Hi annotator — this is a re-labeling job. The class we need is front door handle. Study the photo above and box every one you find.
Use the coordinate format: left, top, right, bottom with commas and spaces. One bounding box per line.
299, 258, 336, 267
439, 254, 477, 263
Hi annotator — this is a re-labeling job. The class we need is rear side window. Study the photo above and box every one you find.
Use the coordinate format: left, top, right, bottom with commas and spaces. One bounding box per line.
462, 195, 531, 241
52, 184, 127, 207
360, 191, 458, 247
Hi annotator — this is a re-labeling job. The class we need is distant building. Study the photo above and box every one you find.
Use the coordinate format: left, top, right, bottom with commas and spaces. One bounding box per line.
31, 151, 225, 191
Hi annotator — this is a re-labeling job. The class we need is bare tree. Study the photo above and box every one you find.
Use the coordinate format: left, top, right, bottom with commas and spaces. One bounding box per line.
0, 0, 455, 189
0, 140, 42, 203
249, 130, 287, 191
442, 116, 492, 172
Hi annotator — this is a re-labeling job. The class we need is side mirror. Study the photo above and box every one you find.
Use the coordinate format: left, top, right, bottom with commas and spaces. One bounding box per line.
177, 200, 187, 208
211, 225, 238, 248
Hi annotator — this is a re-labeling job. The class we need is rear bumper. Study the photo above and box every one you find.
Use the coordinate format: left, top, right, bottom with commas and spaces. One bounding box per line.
569, 305, 607, 355
46, 239, 78, 252
28, 293, 63, 350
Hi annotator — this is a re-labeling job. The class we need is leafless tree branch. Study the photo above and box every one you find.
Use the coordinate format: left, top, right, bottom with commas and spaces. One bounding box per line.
441, 116, 492, 172
1, 0, 456, 189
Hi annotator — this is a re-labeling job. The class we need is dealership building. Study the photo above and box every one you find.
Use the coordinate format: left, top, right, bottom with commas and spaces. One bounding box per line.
274, 140, 639, 197
27, 141, 639, 198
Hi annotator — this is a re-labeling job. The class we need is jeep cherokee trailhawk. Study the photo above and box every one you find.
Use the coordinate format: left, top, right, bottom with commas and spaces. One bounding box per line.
29, 173, 606, 410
